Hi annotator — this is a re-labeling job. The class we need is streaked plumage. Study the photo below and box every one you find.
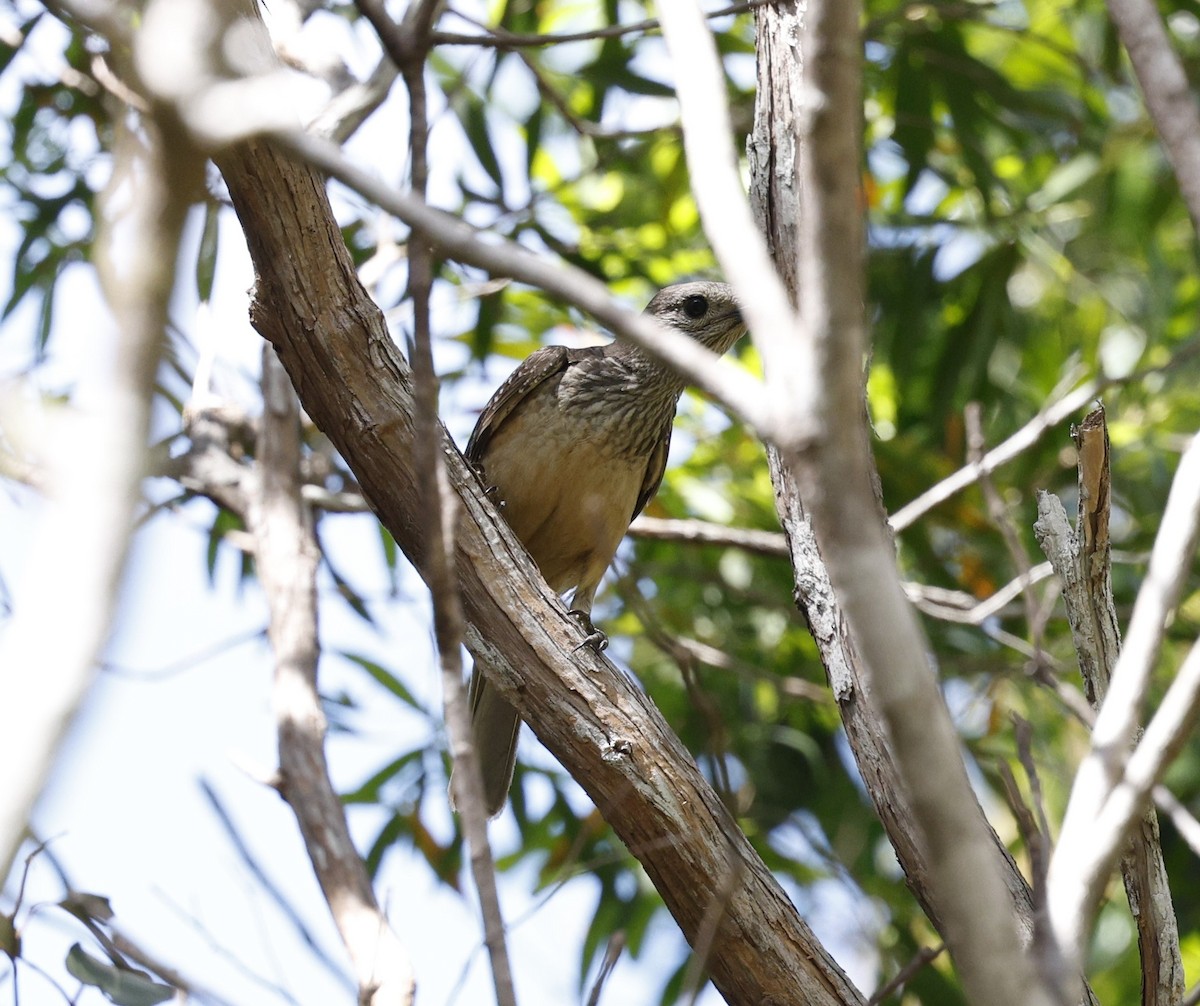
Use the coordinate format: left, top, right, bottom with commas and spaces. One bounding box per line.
461, 281, 746, 815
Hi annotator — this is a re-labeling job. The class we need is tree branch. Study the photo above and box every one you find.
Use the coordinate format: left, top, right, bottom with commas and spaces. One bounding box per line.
890, 378, 1102, 532
656, 0, 805, 431
740, 2, 1058, 1003
1102, 0, 1200, 233
357, 0, 517, 999
1048, 429, 1200, 977
1033, 407, 1184, 1006
248, 347, 415, 1006
629, 515, 789, 556
428, 2, 764, 50
213, 131, 864, 1006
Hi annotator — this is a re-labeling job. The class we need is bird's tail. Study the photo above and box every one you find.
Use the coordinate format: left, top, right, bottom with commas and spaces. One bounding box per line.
450, 665, 521, 818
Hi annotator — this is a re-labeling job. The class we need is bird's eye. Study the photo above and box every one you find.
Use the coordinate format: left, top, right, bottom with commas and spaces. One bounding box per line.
682, 294, 709, 319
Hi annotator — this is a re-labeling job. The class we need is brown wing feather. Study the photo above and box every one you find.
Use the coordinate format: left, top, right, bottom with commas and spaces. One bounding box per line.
631, 412, 675, 521
466, 344, 611, 463
466, 345, 571, 463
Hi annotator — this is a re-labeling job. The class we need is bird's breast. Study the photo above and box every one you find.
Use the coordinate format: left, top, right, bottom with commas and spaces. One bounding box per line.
474, 370, 674, 594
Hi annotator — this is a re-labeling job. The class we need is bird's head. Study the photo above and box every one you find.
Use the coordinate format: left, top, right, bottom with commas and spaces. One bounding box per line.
643, 281, 746, 357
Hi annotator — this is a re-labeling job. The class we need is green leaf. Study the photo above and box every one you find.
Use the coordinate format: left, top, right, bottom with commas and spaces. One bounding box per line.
893, 37, 934, 198
338, 651, 426, 711
65, 944, 174, 1006
377, 522, 400, 592
364, 812, 407, 878
205, 508, 250, 584
59, 891, 115, 924
342, 748, 424, 804
524, 101, 543, 178
195, 201, 220, 302
462, 100, 504, 190
325, 558, 374, 624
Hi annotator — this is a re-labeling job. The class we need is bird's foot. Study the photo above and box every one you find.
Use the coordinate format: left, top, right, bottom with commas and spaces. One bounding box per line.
568, 610, 608, 653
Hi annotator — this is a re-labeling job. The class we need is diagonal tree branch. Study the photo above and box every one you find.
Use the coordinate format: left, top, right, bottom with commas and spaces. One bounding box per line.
212, 131, 864, 1006
1102, 0, 1200, 233
677, 0, 1072, 1001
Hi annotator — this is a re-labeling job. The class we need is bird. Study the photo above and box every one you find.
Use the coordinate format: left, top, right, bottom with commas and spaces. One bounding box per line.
459, 280, 746, 817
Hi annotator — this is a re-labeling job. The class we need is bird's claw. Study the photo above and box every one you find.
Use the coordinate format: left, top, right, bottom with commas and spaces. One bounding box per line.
568, 610, 608, 653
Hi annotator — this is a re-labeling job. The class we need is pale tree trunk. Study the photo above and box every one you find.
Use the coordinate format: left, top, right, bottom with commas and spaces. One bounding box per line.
746, 2, 1086, 1004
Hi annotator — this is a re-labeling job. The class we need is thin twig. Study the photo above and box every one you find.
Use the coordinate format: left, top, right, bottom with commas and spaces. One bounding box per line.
26, 837, 238, 1006
630, 514, 1061, 629
1153, 786, 1200, 860
100, 627, 265, 680
865, 944, 945, 1005
584, 933, 625, 1006
309, 54, 399, 144
153, 887, 305, 1005
629, 515, 788, 556
197, 780, 353, 988
512, 47, 666, 140
998, 759, 1046, 890
964, 402, 1047, 660
1012, 715, 1051, 894
355, 2, 517, 1003
891, 379, 1101, 532
905, 564, 1057, 626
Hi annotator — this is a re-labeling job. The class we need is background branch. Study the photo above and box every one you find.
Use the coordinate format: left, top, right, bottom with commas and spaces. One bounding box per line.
248, 347, 415, 1006
1034, 407, 1184, 1005
0, 95, 199, 877
741, 1, 1069, 1002
356, 1, 518, 1000
1048, 429, 1200, 976
1102, 0, 1200, 231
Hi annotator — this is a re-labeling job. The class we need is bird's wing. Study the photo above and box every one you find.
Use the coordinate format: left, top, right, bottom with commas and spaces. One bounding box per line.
467, 344, 615, 462
631, 411, 675, 521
